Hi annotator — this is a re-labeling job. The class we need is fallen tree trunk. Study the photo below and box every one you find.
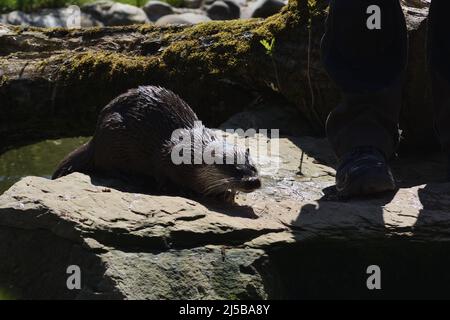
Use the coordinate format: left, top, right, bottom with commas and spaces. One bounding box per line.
0, 0, 433, 152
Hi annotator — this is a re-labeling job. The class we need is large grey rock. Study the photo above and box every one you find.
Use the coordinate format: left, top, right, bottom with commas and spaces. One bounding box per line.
81, 0, 149, 26
249, 0, 285, 18
0, 8, 102, 28
155, 12, 210, 26
143, 0, 174, 22
223, 0, 241, 18
206, 1, 230, 20
1, 128, 450, 299
172, 7, 205, 15
206, 0, 240, 20
1, 11, 28, 26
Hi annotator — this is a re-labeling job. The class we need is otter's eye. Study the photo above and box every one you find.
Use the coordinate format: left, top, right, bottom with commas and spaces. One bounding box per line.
235, 164, 253, 178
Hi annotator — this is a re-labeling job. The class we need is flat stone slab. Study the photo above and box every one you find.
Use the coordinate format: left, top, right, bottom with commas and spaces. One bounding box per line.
1, 134, 450, 299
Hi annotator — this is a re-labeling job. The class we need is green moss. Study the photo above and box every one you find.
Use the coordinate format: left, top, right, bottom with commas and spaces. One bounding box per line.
60, 50, 161, 82
36, 58, 51, 72
0, 288, 15, 300
53, 18, 260, 83
7, 25, 25, 34
159, 18, 271, 77
47, 1, 324, 96
10, 0, 325, 95
0, 74, 9, 86
50, 0, 309, 95
137, 23, 158, 34
43, 27, 70, 37
6, 24, 72, 36
9, 24, 159, 40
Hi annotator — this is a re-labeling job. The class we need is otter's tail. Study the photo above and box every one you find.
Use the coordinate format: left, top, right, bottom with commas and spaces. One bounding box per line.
52, 142, 94, 179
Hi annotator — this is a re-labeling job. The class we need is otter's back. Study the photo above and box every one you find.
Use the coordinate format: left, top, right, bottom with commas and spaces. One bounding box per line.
91, 86, 199, 180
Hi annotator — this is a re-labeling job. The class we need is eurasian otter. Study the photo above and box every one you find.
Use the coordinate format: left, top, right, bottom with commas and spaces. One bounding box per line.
52, 86, 261, 201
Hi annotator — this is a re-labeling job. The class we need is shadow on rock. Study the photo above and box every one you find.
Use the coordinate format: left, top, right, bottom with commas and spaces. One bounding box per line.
87, 174, 259, 219
264, 190, 399, 299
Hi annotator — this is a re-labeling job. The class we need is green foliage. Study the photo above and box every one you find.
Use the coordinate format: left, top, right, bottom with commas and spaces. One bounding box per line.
307, 0, 328, 17
259, 38, 275, 57
259, 37, 280, 92
0, 288, 14, 300
164, 0, 183, 8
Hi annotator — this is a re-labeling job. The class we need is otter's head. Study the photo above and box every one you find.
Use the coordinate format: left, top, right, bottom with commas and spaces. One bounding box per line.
168, 124, 261, 200
195, 137, 261, 197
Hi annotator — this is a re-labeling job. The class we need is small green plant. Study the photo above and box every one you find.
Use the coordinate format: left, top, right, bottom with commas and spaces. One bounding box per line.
260, 38, 275, 56
260, 38, 281, 92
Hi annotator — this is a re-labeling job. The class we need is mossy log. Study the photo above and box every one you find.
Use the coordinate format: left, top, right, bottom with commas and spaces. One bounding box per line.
0, 0, 433, 153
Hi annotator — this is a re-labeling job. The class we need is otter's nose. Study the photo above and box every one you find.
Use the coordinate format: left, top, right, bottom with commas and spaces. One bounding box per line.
244, 177, 261, 191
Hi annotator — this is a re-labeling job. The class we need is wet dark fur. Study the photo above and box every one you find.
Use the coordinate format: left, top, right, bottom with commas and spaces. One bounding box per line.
53, 86, 260, 199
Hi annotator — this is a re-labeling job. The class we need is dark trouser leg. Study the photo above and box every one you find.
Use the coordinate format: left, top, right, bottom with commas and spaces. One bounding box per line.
321, 0, 408, 159
428, 0, 450, 152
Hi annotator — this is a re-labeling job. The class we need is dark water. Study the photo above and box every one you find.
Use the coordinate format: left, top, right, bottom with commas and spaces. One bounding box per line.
0, 137, 90, 195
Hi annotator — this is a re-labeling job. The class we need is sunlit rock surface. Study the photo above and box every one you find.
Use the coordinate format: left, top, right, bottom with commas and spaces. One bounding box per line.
1, 130, 450, 299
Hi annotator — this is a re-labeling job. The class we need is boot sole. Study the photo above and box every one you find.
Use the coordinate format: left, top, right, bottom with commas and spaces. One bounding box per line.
337, 165, 396, 199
